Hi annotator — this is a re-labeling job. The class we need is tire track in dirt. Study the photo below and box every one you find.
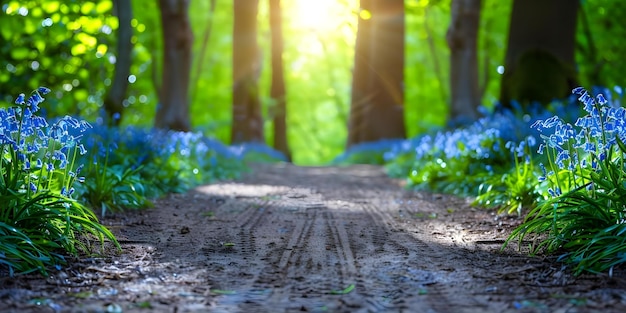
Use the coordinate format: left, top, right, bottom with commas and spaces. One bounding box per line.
269, 207, 341, 310
340, 200, 442, 312
207, 185, 374, 312
235, 199, 270, 260
362, 198, 488, 312
245, 203, 359, 312
205, 166, 478, 312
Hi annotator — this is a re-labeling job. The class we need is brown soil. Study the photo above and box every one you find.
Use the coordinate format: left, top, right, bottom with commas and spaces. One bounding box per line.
2, 163, 626, 312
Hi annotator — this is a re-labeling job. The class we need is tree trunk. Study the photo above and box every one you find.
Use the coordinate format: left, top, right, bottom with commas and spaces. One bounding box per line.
499, 0, 578, 109
269, 0, 290, 161
155, 0, 193, 131
347, 0, 406, 147
231, 0, 264, 144
347, 0, 374, 147
446, 0, 481, 125
103, 0, 133, 126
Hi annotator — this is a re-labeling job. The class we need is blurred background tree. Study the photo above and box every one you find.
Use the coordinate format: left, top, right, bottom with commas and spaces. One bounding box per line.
231, 0, 264, 143
347, 0, 406, 147
103, 0, 132, 125
499, 0, 579, 110
155, 0, 193, 131
268, 0, 291, 160
1, 0, 624, 164
446, 0, 481, 125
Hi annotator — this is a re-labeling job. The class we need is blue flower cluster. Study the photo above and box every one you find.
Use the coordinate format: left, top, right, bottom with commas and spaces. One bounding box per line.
1, 87, 90, 195
531, 87, 626, 185
72, 122, 287, 201
382, 110, 538, 169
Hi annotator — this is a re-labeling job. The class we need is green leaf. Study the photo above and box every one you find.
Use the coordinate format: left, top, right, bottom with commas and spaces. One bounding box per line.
95, 1, 113, 14
330, 284, 355, 295
10, 47, 30, 60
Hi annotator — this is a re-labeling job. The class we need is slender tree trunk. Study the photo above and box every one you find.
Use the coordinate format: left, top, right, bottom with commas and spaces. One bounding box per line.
269, 0, 290, 160
446, 0, 481, 125
231, 0, 264, 144
362, 0, 406, 143
347, 0, 374, 147
104, 0, 133, 126
499, 0, 578, 109
155, 0, 193, 131
347, 0, 406, 147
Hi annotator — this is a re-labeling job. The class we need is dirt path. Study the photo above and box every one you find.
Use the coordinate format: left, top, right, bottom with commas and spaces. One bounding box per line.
2, 163, 626, 312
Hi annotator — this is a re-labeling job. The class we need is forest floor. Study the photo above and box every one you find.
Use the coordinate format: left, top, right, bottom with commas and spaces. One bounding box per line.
2, 163, 626, 312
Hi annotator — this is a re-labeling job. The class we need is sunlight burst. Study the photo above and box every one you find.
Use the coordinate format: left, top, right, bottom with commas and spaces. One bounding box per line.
291, 0, 347, 32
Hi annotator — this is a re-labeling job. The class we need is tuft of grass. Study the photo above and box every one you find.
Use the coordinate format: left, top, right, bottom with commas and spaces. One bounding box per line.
475, 137, 544, 215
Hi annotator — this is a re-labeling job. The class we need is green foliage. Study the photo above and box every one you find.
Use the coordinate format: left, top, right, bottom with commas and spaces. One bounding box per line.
74, 126, 250, 216
506, 87, 626, 274
474, 163, 541, 216
405, 1, 451, 135
405, 127, 510, 196
577, 1, 626, 89
78, 158, 151, 217
1, 1, 117, 119
0, 87, 118, 276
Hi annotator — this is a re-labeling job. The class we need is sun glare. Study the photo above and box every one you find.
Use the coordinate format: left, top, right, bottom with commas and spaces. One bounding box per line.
291, 0, 348, 32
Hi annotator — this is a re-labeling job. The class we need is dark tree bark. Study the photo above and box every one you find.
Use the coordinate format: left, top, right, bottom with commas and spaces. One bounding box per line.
446, 0, 481, 125
155, 0, 193, 131
231, 0, 264, 144
499, 0, 579, 109
103, 0, 133, 126
347, 0, 406, 147
347, 0, 374, 147
269, 0, 291, 160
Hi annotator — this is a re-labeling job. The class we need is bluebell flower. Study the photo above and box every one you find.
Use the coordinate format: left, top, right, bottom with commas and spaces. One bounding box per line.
37, 87, 51, 95
78, 144, 87, 155
76, 164, 84, 175
572, 87, 586, 95
597, 94, 608, 106
537, 143, 545, 154
547, 187, 562, 198
15, 93, 25, 105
